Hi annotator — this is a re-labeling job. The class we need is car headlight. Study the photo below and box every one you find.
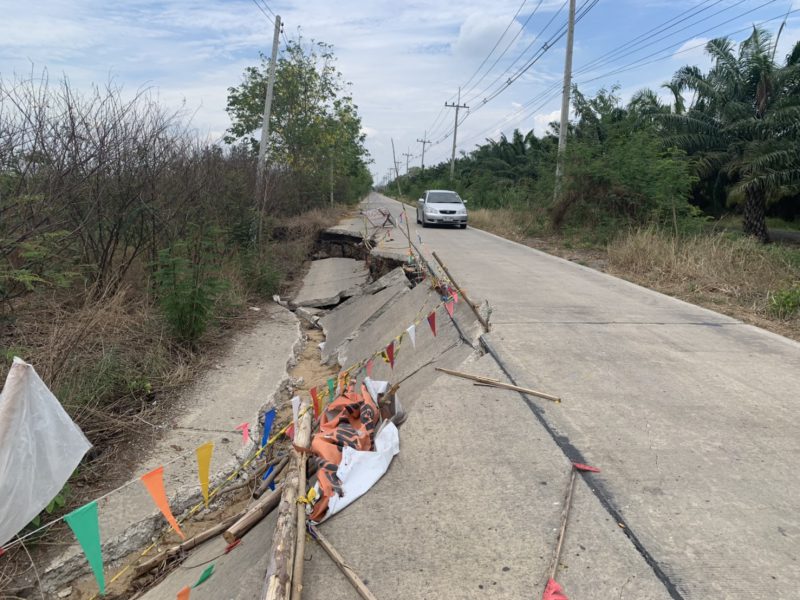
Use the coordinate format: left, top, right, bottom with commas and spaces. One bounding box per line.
457, 208, 466, 215
425, 208, 439, 215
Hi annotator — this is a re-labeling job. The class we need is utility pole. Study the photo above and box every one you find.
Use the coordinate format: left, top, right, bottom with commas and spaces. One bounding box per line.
416, 131, 431, 172
402, 148, 412, 175
445, 88, 468, 181
553, 0, 576, 203
257, 15, 282, 184
391, 138, 402, 197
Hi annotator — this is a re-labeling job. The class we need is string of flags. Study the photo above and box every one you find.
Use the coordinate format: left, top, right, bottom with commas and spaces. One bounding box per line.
20, 208, 462, 598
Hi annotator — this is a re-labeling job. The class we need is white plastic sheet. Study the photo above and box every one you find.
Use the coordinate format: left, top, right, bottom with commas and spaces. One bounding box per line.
323, 420, 400, 521
0, 358, 91, 546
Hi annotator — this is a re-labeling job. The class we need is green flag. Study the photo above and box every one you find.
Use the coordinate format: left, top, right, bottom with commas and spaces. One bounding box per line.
327, 378, 336, 402
193, 563, 215, 588
64, 501, 105, 595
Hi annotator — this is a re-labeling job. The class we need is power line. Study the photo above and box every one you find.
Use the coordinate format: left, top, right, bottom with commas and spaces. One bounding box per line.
461, 0, 548, 100
249, 0, 275, 25
463, 0, 569, 106
459, 0, 531, 94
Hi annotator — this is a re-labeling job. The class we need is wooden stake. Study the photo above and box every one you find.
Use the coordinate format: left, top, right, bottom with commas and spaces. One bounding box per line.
223, 484, 284, 544
434, 367, 561, 403
262, 400, 312, 600
135, 510, 246, 577
548, 467, 577, 581
431, 251, 490, 332
290, 405, 313, 600
308, 524, 379, 600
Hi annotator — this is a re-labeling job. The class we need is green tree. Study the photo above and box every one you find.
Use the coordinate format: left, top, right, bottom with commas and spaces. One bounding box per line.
665, 28, 800, 242
225, 38, 372, 210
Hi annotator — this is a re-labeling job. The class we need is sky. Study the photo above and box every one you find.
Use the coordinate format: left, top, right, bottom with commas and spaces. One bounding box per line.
1, 0, 798, 184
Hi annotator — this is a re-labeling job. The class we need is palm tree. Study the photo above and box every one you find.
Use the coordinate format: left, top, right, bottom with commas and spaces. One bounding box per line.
665, 27, 800, 242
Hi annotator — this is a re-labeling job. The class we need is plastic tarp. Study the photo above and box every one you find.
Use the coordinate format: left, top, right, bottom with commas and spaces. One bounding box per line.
308, 378, 399, 523
0, 358, 91, 546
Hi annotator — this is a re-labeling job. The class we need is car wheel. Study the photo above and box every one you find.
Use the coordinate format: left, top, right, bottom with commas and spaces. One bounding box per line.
460, 223, 467, 229
416, 212, 420, 224
421, 216, 429, 228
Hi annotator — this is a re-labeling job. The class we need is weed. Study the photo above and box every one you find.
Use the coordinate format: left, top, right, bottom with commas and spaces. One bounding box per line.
769, 286, 800, 319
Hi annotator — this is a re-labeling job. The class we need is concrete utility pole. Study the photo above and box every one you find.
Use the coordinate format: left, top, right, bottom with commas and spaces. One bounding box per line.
417, 131, 431, 172
402, 149, 412, 175
257, 15, 282, 184
553, 0, 576, 203
445, 88, 468, 181
391, 138, 402, 197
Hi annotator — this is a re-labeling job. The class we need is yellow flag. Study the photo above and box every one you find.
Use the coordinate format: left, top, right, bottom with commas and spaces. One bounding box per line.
196, 442, 214, 508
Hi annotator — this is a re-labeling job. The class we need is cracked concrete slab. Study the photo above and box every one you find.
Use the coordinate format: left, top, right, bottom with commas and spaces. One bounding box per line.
292, 258, 370, 308
303, 354, 672, 600
36, 305, 302, 594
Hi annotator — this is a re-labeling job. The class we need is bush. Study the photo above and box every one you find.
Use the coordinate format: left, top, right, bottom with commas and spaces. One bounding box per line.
769, 286, 800, 319
154, 240, 227, 344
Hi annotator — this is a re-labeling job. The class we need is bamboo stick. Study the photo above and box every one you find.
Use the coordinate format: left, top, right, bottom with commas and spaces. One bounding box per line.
253, 455, 290, 499
290, 404, 314, 600
434, 366, 561, 403
223, 484, 284, 543
307, 524, 379, 600
262, 399, 311, 600
135, 510, 245, 577
548, 468, 577, 581
431, 250, 490, 332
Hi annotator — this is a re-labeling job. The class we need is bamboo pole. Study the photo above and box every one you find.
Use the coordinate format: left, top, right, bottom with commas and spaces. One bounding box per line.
548, 468, 577, 581
135, 510, 246, 577
253, 455, 290, 499
290, 405, 313, 600
262, 400, 312, 600
431, 251, 490, 332
307, 524, 379, 600
434, 366, 561, 403
223, 484, 284, 544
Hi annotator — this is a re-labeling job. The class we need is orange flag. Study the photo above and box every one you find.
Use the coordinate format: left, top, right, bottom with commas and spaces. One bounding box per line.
310, 387, 321, 419
196, 442, 214, 508
177, 585, 191, 600
140, 466, 185, 539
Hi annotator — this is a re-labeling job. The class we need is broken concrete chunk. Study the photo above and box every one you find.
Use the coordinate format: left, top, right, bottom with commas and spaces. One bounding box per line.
291, 258, 370, 308
361, 266, 411, 295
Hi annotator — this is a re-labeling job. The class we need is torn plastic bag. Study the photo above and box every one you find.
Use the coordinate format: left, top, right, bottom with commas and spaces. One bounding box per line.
0, 358, 91, 546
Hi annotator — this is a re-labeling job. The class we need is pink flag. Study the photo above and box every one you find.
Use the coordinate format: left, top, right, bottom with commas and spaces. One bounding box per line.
573, 463, 600, 473
445, 300, 454, 318
427, 311, 437, 336
386, 341, 395, 369
543, 578, 569, 600
235, 423, 250, 446
366, 359, 374, 377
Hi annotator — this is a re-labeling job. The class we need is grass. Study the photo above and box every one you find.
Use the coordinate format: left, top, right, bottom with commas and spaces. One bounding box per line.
466, 206, 800, 340
0, 204, 344, 534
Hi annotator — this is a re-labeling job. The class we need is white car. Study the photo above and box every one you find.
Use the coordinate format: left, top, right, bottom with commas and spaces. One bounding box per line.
416, 190, 468, 229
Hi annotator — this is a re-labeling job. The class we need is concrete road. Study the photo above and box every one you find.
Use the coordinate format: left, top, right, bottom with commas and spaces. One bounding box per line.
364, 192, 800, 599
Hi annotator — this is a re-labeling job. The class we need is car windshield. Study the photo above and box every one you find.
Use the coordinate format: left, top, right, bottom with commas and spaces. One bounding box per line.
427, 191, 462, 204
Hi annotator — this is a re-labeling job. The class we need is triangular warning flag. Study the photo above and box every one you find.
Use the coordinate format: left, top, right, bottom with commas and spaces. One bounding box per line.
543, 578, 569, 600
64, 501, 105, 595
366, 359, 374, 377
445, 300, 455, 318
573, 462, 600, 473
327, 378, 336, 401
192, 563, 214, 588
195, 442, 214, 508
310, 388, 321, 419
406, 324, 416, 348
235, 422, 250, 446
285, 423, 295, 440
427, 311, 437, 336
140, 467, 184, 539
453, 291, 459, 303
261, 408, 276, 448
177, 586, 191, 600
386, 341, 395, 369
